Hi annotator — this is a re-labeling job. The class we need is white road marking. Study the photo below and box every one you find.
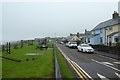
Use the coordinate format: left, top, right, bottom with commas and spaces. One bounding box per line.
102, 62, 114, 66
115, 72, 120, 78
113, 62, 120, 65
92, 59, 120, 72
97, 73, 109, 80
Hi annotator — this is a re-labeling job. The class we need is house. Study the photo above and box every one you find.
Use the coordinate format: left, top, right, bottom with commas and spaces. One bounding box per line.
105, 11, 120, 46
82, 29, 91, 44
85, 34, 100, 45
86, 11, 120, 45
67, 33, 80, 42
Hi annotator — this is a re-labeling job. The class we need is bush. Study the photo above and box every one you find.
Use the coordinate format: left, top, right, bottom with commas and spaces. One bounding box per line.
116, 42, 120, 47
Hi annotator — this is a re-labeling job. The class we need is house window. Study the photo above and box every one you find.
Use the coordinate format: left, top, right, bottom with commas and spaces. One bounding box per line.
100, 37, 103, 44
88, 38, 90, 43
100, 29, 102, 33
114, 38, 119, 42
109, 27, 112, 31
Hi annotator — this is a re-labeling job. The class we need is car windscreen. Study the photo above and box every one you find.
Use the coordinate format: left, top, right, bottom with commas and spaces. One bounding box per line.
71, 42, 76, 44
82, 45, 90, 47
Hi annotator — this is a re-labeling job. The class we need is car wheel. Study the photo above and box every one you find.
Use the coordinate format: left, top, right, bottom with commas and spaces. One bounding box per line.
81, 49, 83, 53
78, 49, 80, 52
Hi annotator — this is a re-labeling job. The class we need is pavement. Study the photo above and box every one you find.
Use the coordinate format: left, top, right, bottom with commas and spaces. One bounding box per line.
94, 50, 120, 60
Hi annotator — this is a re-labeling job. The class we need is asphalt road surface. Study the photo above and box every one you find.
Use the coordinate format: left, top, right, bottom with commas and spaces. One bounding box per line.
57, 43, 120, 80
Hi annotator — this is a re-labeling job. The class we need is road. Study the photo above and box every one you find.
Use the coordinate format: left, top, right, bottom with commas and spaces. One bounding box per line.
57, 43, 120, 80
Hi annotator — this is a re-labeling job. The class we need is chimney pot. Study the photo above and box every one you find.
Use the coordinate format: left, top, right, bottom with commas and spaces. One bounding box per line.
112, 11, 119, 19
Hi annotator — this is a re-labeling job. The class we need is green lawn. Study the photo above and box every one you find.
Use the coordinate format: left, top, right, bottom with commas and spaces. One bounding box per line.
56, 46, 75, 79
2, 42, 54, 78
2, 42, 75, 79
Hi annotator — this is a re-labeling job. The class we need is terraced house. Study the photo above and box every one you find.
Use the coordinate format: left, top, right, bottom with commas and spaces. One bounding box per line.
86, 11, 120, 46
105, 11, 120, 46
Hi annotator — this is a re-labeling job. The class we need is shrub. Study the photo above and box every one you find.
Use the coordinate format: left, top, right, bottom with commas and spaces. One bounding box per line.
116, 42, 120, 47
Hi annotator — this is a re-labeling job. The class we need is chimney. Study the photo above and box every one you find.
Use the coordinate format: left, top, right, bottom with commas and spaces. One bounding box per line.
112, 11, 119, 19
70, 33, 72, 36
77, 32, 80, 38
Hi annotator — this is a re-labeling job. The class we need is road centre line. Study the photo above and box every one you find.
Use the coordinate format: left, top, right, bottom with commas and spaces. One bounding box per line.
102, 62, 114, 66
92, 59, 120, 72
113, 62, 120, 65
57, 45, 92, 80
115, 72, 120, 78
97, 73, 109, 80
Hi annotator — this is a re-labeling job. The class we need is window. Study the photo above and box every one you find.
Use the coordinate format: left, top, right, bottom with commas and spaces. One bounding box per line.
100, 37, 103, 44
100, 29, 102, 33
88, 38, 90, 43
114, 38, 119, 42
109, 27, 112, 30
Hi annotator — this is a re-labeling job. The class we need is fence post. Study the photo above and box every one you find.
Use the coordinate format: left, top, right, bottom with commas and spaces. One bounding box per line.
6, 42, 8, 53
8, 42, 10, 54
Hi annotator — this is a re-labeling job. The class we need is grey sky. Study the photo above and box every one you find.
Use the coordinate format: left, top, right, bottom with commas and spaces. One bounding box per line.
1, 1, 119, 42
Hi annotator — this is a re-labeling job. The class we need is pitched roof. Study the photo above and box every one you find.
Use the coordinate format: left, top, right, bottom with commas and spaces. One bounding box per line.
92, 17, 120, 31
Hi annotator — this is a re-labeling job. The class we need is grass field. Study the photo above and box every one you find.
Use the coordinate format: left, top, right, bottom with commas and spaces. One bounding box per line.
2, 41, 75, 79
2, 42, 54, 78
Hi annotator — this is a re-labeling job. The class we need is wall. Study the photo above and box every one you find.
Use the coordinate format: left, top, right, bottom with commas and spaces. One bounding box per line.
100, 28, 106, 45
88, 34, 100, 45
91, 28, 106, 45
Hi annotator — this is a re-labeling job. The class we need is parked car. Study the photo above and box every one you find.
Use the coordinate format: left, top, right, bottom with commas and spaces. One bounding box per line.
65, 42, 71, 47
77, 44, 94, 53
59, 41, 64, 44
68, 42, 77, 48
40, 44, 48, 50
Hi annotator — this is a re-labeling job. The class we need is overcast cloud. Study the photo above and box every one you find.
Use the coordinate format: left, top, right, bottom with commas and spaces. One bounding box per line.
1, 1, 119, 42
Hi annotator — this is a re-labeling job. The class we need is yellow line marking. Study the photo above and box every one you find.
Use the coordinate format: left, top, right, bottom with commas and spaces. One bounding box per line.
67, 59, 85, 80
62, 53, 89, 80
71, 60, 89, 80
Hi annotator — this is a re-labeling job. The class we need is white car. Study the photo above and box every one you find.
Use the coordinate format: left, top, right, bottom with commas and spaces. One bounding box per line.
66, 42, 71, 47
68, 42, 77, 48
77, 44, 94, 53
